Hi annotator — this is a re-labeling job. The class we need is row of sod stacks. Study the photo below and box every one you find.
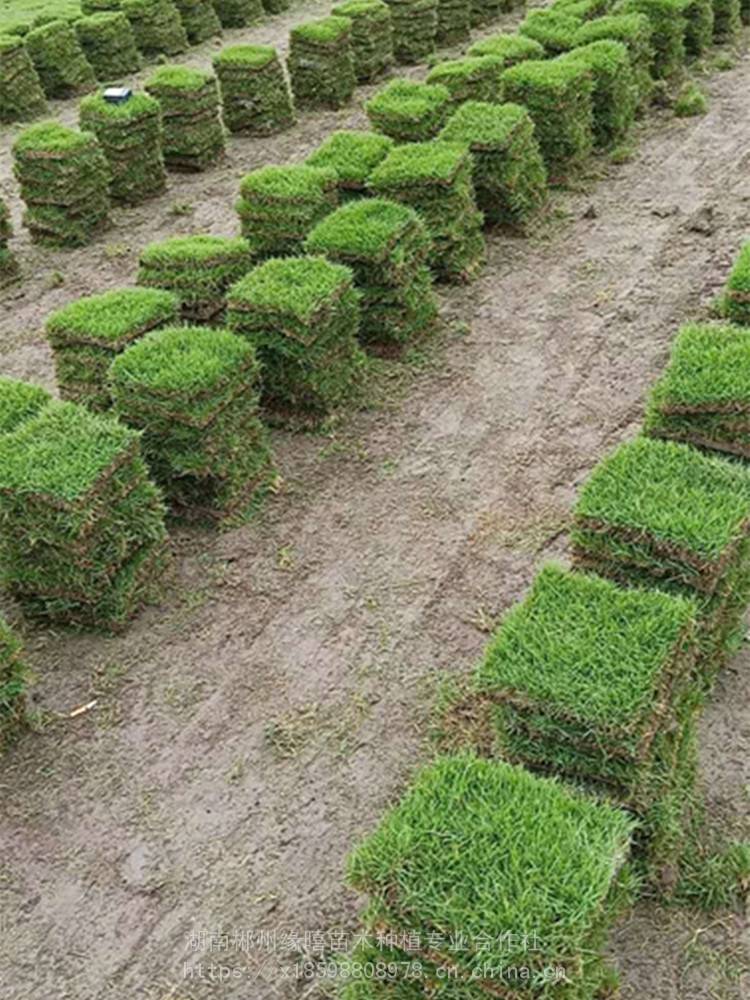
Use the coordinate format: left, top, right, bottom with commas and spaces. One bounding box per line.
713, 0, 741, 39
439, 101, 547, 230
342, 753, 636, 999
173, 0, 221, 43
26, 20, 96, 99
426, 56, 503, 108
0, 617, 29, 752
721, 240, 750, 325
560, 40, 636, 149
236, 164, 338, 257
121, 0, 188, 58
79, 92, 167, 204
572, 13, 654, 112
332, 0, 393, 83
213, 0, 264, 27
287, 17, 356, 111
645, 323, 750, 459
0, 36, 48, 122
571, 435, 750, 686
435, 0, 471, 45
618, 0, 685, 80
474, 564, 701, 883
75, 12, 141, 80
0, 401, 168, 630
45, 288, 180, 410
306, 198, 438, 350
137, 235, 252, 321
110, 327, 275, 522
306, 130, 394, 201
365, 79, 451, 143
13, 122, 110, 248
213, 45, 295, 135
226, 257, 366, 426
0, 198, 18, 280
519, 9, 583, 54
468, 31, 545, 64
502, 58, 593, 185
145, 66, 224, 171
369, 142, 485, 284
382, 0, 437, 65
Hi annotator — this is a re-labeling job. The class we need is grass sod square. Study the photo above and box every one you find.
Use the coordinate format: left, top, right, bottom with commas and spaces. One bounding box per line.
369, 142, 485, 284
25, 20, 96, 99
439, 101, 548, 230
501, 58, 594, 186
365, 79, 451, 143
468, 32, 545, 65
519, 10, 584, 54
12, 121, 110, 248
382, 0, 438, 65
0, 617, 30, 752
79, 92, 167, 204
121, 0, 188, 58
213, 0, 264, 27
644, 322, 750, 458
346, 753, 635, 989
426, 57, 504, 108
560, 40, 636, 149
571, 435, 750, 594
74, 12, 140, 80
332, 0, 394, 83
712, 0, 741, 39
0, 377, 51, 434
305, 198, 438, 347
615, 0, 686, 80
45, 287, 179, 410
287, 16, 356, 111
137, 235, 253, 322
110, 325, 275, 522
680, 0, 714, 55
226, 256, 367, 425
145, 65, 225, 171
172, 0, 221, 44
572, 13, 654, 111
433, 0, 471, 47
236, 164, 339, 258
306, 130, 394, 200
721, 241, 750, 325
0, 35, 48, 122
213, 45, 295, 135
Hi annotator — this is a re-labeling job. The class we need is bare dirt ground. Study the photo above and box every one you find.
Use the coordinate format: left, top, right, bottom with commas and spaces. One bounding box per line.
0, 5, 749, 999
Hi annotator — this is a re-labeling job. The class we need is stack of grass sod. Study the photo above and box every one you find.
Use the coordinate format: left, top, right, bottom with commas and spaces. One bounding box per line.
0, 35, 48, 123
382, 0, 438, 65
439, 101, 547, 230
305, 198, 438, 350
468, 31, 545, 65
712, 0, 741, 40
0, 197, 19, 281
369, 141, 485, 284
559, 40, 636, 149
572, 13, 655, 112
365, 78, 451, 143
343, 753, 636, 999
616, 0, 686, 80
434, 0, 472, 46
501, 58, 594, 185
44, 287, 180, 410
679, 0, 714, 58
286, 16, 356, 111
110, 326, 275, 523
474, 563, 701, 887
0, 617, 29, 753
145, 65, 225, 171
0, 400, 168, 630
137, 235, 253, 322
80, 0, 125, 12
426, 56, 504, 108
0, 376, 51, 436
121, 0, 188, 58
74, 12, 141, 80
25, 20, 96, 99
213, 0, 263, 27
552, 0, 611, 15
331, 1, 393, 83
571, 434, 750, 686
720, 240, 750, 325
226, 256, 366, 426
262, 0, 290, 11
79, 92, 167, 204
235, 164, 339, 258
518, 8, 584, 55
213, 45, 295, 135
645, 322, 750, 459
13, 122, 110, 248
470, 0, 504, 29
743, 0, 750, 22
172, 0, 222, 44
305, 130, 394, 202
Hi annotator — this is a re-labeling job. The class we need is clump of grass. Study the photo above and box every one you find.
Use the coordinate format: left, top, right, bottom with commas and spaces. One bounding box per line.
145, 65, 225, 172
287, 16, 356, 110
121, 0, 188, 58
426, 56, 504, 107
25, 19, 96, 99
365, 78, 451, 142
572, 13, 654, 111
213, 45, 295, 135
332, 0, 393, 82
74, 12, 140, 80
0, 376, 50, 434
674, 80, 708, 116
305, 130, 394, 201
